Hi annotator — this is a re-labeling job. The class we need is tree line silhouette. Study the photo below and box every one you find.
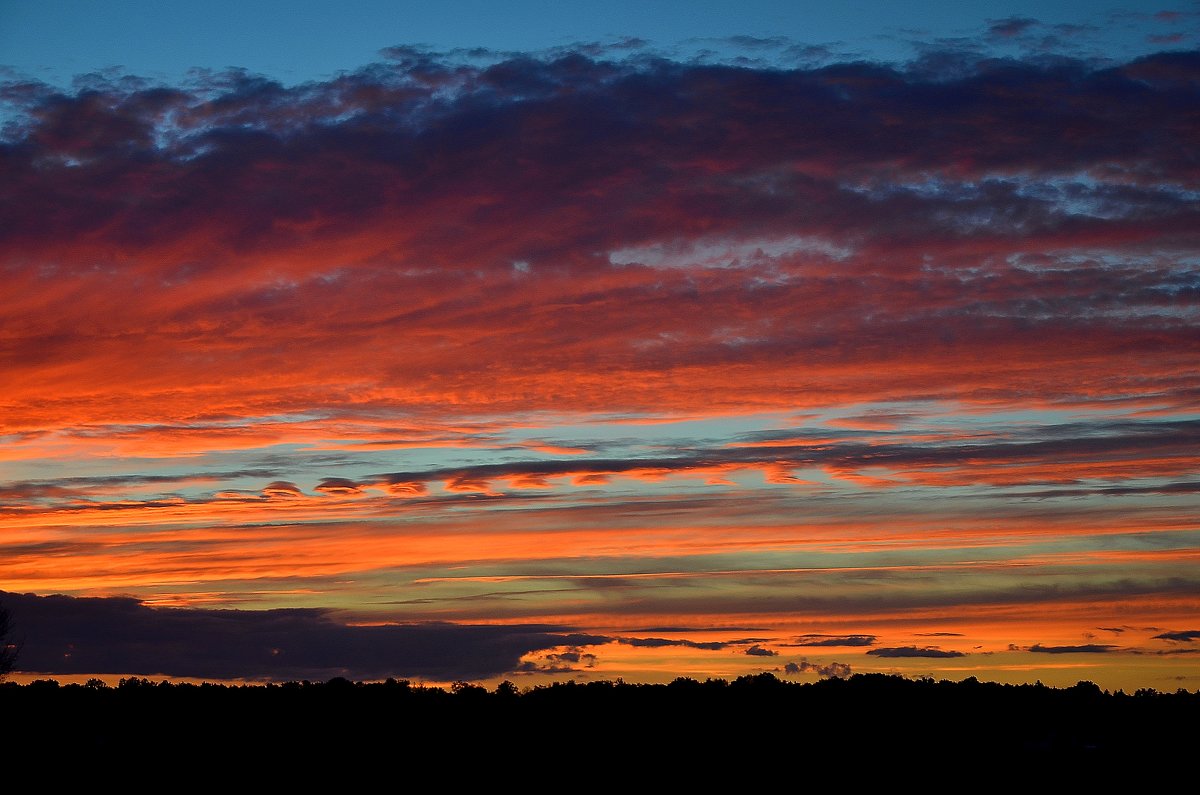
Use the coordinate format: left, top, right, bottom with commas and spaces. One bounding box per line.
3, 671, 1196, 764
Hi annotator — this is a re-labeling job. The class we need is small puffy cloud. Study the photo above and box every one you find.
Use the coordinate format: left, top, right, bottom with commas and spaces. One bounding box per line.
262, 480, 304, 498
514, 645, 599, 675
384, 481, 428, 496
783, 658, 852, 678
1152, 630, 1200, 642
745, 645, 778, 657
314, 477, 365, 496
545, 647, 598, 666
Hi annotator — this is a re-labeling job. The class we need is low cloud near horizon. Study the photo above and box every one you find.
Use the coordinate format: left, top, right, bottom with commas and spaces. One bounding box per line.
1, 590, 618, 681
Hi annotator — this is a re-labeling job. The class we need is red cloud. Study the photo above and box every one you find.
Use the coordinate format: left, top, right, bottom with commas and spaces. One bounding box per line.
0, 52, 1196, 438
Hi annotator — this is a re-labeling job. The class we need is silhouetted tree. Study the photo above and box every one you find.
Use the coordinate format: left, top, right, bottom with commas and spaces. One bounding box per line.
0, 601, 18, 678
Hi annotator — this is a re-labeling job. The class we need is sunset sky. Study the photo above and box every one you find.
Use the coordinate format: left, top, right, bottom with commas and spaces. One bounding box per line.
1, 1, 1198, 691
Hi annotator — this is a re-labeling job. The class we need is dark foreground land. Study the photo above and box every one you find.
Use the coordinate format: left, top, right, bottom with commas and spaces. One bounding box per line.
3, 673, 1195, 773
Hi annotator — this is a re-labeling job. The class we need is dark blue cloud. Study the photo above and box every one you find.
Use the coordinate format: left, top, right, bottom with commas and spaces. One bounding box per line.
0, 590, 766, 680
0, 589, 609, 681
785, 634, 876, 647
5, 48, 1199, 261
866, 646, 965, 658
1028, 643, 1119, 654
615, 636, 732, 651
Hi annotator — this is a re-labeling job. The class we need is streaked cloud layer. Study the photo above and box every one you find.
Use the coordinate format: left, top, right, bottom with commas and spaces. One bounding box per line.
2, 31, 1197, 688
